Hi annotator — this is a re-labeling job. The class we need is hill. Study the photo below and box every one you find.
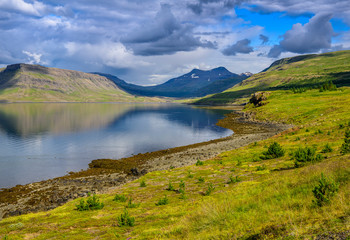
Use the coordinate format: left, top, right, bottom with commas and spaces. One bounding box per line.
0, 64, 160, 102
195, 50, 350, 105
97, 67, 248, 98
1, 84, 349, 239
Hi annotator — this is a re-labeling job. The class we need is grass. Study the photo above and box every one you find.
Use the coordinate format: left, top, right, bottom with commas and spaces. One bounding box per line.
0, 85, 349, 239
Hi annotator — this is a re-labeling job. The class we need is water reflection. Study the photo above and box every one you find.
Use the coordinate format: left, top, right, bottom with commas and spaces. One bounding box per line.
0, 103, 232, 188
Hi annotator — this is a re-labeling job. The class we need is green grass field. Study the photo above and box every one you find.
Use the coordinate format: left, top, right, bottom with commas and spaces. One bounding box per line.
0, 86, 349, 239
195, 50, 350, 105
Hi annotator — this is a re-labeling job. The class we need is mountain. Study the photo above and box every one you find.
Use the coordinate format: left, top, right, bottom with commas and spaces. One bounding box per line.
195, 50, 350, 105
0, 64, 160, 102
96, 67, 248, 98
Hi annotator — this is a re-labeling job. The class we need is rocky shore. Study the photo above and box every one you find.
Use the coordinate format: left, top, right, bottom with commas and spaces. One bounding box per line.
0, 110, 292, 220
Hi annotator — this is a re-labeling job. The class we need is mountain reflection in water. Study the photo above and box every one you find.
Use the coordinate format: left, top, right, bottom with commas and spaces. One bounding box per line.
0, 103, 232, 188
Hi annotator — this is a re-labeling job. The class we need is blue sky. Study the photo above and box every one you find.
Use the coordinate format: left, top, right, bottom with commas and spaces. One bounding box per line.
0, 0, 350, 85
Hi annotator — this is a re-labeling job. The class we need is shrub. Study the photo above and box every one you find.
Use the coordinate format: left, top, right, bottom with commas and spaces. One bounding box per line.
140, 179, 146, 187
179, 180, 185, 190
156, 195, 169, 206
117, 208, 135, 227
198, 176, 205, 183
76, 194, 104, 211
312, 173, 339, 207
126, 198, 139, 208
319, 81, 337, 92
187, 170, 194, 178
204, 183, 215, 196
113, 194, 127, 202
340, 129, 350, 154
166, 181, 175, 191
293, 147, 323, 168
321, 143, 333, 153
261, 142, 285, 160
196, 160, 204, 166
227, 175, 241, 184
256, 165, 267, 171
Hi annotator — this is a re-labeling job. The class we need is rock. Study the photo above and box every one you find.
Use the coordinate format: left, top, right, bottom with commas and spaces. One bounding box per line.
249, 92, 270, 107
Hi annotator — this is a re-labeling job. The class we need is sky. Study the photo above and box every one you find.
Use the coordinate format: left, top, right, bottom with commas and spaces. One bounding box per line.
1, 0, 350, 85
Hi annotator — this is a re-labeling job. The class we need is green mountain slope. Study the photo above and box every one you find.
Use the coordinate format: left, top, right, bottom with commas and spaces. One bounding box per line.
0, 64, 160, 102
195, 50, 350, 105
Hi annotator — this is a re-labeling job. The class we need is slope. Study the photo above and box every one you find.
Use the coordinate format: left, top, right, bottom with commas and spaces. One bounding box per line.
0, 64, 159, 102
195, 50, 350, 105
97, 67, 248, 98
1, 86, 349, 239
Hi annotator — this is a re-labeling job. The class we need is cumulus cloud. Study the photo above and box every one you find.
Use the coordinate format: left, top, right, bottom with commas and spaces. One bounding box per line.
268, 13, 334, 58
259, 34, 269, 44
0, 0, 46, 16
23, 51, 42, 64
121, 4, 216, 56
187, 0, 243, 15
222, 39, 253, 56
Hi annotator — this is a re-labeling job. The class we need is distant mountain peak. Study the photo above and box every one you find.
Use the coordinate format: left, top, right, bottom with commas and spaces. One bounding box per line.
240, 72, 253, 77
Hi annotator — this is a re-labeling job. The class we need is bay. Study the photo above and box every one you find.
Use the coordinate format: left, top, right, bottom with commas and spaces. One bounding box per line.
0, 103, 232, 188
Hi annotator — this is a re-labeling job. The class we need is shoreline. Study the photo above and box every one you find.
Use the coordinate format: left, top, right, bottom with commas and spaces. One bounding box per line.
0, 110, 292, 220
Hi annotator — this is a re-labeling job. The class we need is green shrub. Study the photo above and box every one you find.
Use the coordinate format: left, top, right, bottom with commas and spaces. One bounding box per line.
166, 181, 175, 191
319, 81, 337, 92
340, 129, 350, 154
126, 198, 139, 208
117, 208, 135, 227
156, 195, 169, 206
179, 180, 185, 190
170, 165, 175, 169
321, 143, 333, 153
312, 173, 339, 207
113, 194, 127, 202
256, 165, 267, 171
196, 160, 204, 166
293, 147, 323, 168
140, 179, 146, 187
261, 142, 285, 160
76, 194, 104, 211
227, 175, 241, 184
187, 170, 194, 178
198, 176, 205, 183
204, 183, 215, 196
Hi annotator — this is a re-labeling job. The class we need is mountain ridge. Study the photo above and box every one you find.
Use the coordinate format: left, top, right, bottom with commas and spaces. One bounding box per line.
95, 66, 249, 98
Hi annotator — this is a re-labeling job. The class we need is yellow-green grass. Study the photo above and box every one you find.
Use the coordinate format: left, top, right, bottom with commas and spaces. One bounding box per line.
0, 88, 349, 239
195, 50, 350, 105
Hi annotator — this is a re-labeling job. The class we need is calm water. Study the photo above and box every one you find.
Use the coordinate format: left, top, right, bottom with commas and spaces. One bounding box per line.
0, 103, 232, 188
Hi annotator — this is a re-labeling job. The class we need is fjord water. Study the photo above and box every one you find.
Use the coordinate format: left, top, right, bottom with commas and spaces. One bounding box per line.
0, 103, 232, 188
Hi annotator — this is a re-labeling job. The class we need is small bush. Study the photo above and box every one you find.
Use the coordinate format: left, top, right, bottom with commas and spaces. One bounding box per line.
261, 142, 285, 160
156, 195, 169, 206
196, 160, 204, 166
312, 173, 339, 207
117, 208, 135, 227
113, 194, 128, 202
227, 175, 241, 184
198, 176, 205, 183
140, 179, 146, 187
256, 165, 267, 171
236, 159, 242, 166
126, 198, 139, 208
76, 194, 104, 211
293, 147, 323, 168
170, 165, 175, 169
179, 180, 185, 190
204, 183, 215, 196
166, 181, 175, 191
319, 81, 337, 92
340, 129, 350, 154
187, 170, 194, 178
321, 143, 333, 153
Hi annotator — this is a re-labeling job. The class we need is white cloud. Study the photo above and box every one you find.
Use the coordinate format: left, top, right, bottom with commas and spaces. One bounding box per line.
22, 50, 42, 64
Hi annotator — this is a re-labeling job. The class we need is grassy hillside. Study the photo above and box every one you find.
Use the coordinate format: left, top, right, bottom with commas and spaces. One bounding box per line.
0, 86, 349, 239
195, 50, 350, 105
0, 64, 162, 102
